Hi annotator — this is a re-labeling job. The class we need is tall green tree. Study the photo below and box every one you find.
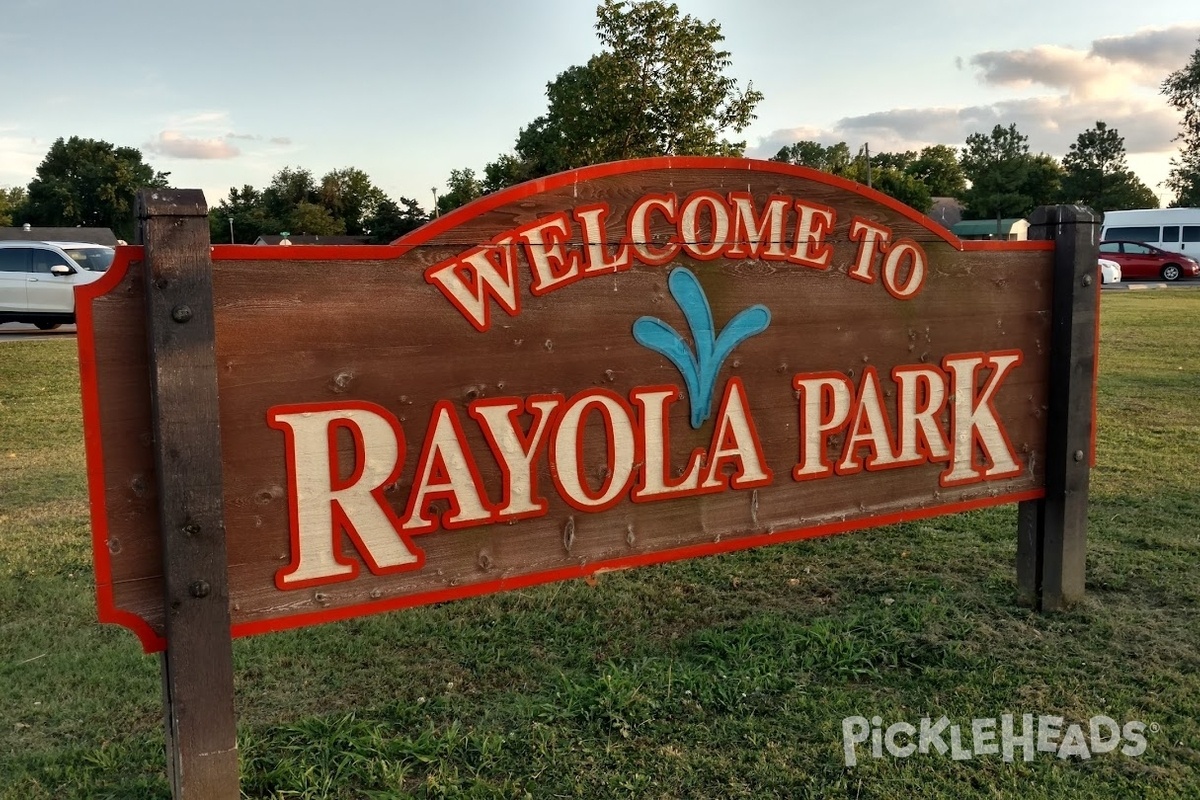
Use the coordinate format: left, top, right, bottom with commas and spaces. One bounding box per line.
21, 137, 170, 240
258, 167, 349, 235
0, 186, 25, 226
262, 167, 319, 228
870, 150, 917, 173
511, 0, 762, 180
1061, 122, 1158, 212
908, 145, 966, 197
1025, 153, 1066, 209
960, 124, 1030, 220
319, 168, 387, 235
867, 168, 932, 214
772, 141, 931, 212
210, 185, 271, 244
210, 167, 410, 242
771, 141, 854, 176
290, 201, 345, 236
959, 124, 1058, 221
365, 197, 428, 243
436, 168, 483, 216
1162, 36, 1200, 207
483, 154, 535, 195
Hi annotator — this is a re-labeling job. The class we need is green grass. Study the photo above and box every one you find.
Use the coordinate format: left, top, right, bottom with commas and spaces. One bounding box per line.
2, 291, 1200, 798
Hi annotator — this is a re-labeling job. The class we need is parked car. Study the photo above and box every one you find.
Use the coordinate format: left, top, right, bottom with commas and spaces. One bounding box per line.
1097, 240, 1200, 282
1099, 258, 1121, 285
0, 241, 115, 329
1100, 207, 1200, 256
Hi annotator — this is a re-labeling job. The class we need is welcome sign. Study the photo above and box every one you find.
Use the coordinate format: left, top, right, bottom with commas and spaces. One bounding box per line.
79, 158, 1058, 652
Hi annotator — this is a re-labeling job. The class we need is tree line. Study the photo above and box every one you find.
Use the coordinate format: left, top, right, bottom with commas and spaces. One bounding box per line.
2, 1, 1198, 241
206, 167, 427, 245
771, 120, 1160, 221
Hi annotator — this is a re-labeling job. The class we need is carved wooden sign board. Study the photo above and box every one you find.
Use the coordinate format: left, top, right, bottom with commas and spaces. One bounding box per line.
80, 158, 1064, 653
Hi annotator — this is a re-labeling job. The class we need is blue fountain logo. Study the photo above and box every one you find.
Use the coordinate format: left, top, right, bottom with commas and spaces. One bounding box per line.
632, 267, 771, 429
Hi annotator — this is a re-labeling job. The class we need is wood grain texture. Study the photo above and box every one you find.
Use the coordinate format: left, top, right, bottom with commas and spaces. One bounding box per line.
138, 189, 239, 798
87, 164, 1057, 647
1018, 205, 1100, 611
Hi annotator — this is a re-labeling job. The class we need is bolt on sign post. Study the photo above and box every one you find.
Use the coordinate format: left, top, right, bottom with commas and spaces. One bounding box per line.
78, 162, 1098, 797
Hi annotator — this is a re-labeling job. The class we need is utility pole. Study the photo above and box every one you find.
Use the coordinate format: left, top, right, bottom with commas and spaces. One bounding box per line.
432, 188, 439, 218
864, 143, 872, 189
228, 218, 235, 245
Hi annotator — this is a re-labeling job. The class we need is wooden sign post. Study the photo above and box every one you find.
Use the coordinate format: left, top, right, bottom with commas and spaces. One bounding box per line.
135, 190, 239, 798
1017, 204, 1100, 610
79, 161, 1098, 796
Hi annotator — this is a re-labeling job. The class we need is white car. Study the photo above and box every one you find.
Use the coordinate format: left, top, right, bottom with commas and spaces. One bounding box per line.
0, 240, 114, 329
1099, 257, 1121, 285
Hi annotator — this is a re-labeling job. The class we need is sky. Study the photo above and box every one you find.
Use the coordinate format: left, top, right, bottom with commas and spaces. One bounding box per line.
2, 0, 1198, 215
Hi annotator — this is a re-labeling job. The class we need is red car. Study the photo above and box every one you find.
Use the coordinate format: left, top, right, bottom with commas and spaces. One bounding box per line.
1098, 240, 1200, 281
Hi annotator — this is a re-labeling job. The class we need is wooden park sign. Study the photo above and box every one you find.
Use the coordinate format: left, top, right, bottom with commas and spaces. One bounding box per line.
78, 158, 1098, 796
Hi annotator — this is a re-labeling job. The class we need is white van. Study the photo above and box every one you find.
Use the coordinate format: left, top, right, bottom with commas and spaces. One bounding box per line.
1100, 208, 1200, 256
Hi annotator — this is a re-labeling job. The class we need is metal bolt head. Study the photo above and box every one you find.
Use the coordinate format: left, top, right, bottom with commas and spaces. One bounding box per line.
1082, 274, 1093, 287
189, 580, 211, 598
171, 304, 193, 324
181, 522, 201, 536
1073, 449, 1085, 462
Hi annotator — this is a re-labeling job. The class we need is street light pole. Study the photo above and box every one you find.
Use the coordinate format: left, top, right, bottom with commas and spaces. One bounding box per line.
229, 218, 235, 244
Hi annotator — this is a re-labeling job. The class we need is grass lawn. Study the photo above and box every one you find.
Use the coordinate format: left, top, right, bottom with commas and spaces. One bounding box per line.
1, 291, 1199, 798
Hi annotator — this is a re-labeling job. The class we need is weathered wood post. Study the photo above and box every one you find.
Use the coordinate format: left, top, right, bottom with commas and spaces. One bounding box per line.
1017, 204, 1100, 611
136, 188, 240, 798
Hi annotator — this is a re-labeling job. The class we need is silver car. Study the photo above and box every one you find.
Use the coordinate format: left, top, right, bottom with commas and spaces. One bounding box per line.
0, 240, 115, 329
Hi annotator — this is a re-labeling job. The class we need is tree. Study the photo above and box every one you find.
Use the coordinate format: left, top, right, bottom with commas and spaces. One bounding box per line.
0, 186, 25, 226
511, 0, 762, 180
259, 167, 356, 235
1162, 37, 1200, 207
262, 167, 319, 228
870, 150, 917, 173
483, 154, 535, 195
290, 201, 345, 236
1061, 122, 1158, 212
771, 141, 854, 176
771, 141, 931, 212
907, 145, 965, 198
436, 168, 483, 215
868, 168, 932, 214
210, 166, 411, 242
319, 168, 387, 235
1024, 153, 1065, 209
21, 137, 170, 240
210, 185, 272, 244
959, 124, 1040, 221
365, 197, 428, 243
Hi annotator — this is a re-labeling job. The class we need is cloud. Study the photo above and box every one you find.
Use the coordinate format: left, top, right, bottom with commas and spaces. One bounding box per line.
145, 131, 240, 160
752, 24, 1197, 167
167, 111, 232, 128
970, 23, 1200, 99
225, 132, 293, 146
970, 46, 1117, 98
753, 125, 844, 158
1093, 25, 1200, 70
